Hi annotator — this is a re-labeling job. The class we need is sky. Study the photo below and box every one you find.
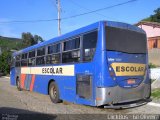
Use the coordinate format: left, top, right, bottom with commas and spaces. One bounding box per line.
0, 0, 160, 40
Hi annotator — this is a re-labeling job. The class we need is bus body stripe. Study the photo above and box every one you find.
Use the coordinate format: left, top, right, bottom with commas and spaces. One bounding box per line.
21, 65, 75, 76
20, 74, 26, 88
30, 75, 35, 91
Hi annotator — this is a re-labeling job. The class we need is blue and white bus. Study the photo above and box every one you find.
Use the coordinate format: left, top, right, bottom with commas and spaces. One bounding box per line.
10, 21, 151, 108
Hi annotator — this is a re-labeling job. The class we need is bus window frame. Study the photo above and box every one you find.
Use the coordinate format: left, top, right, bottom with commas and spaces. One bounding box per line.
82, 30, 98, 63
15, 54, 21, 67
28, 50, 36, 66
36, 46, 46, 66
28, 50, 36, 58
46, 43, 61, 65
47, 43, 61, 55
60, 29, 98, 64
11, 56, 16, 68
14, 29, 98, 67
37, 46, 45, 57
62, 36, 81, 63
16, 54, 21, 61
21, 52, 28, 60
21, 52, 28, 67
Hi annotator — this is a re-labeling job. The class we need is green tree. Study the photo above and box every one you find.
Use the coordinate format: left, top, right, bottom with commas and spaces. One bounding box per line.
143, 8, 160, 23
0, 36, 22, 52
34, 35, 43, 43
22, 32, 44, 48
0, 51, 11, 75
22, 32, 33, 48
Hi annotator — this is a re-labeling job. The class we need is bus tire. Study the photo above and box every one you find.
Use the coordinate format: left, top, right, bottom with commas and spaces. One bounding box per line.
16, 78, 22, 91
49, 82, 61, 103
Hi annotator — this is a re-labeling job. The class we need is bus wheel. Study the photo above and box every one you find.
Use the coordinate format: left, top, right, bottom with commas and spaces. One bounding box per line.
16, 78, 22, 91
49, 82, 61, 103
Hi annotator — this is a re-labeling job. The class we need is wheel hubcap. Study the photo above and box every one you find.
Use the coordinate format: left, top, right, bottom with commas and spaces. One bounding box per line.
51, 86, 57, 99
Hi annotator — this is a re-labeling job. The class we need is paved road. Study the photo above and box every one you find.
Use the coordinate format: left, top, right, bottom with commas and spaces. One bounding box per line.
0, 77, 160, 119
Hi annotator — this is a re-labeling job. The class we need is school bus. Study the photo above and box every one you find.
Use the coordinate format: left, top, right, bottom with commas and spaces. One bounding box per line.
10, 21, 151, 108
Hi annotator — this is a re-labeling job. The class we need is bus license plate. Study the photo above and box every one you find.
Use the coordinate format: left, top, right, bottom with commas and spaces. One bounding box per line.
127, 79, 135, 84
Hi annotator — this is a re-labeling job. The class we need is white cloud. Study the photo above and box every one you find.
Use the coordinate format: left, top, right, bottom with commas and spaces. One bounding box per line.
0, 18, 20, 38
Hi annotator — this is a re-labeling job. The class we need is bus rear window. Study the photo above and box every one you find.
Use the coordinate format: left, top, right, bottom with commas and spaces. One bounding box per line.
106, 26, 147, 54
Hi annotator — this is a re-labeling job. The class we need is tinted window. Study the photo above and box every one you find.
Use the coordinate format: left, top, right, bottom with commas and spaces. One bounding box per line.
22, 53, 28, 59
28, 58, 36, 66
11, 56, 15, 67
48, 43, 60, 54
46, 54, 60, 64
21, 60, 27, 66
106, 26, 147, 53
62, 50, 80, 63
83, 31, 98, 61
37, 47, 45, 56
15, 61, 21, 67
62, 37, 80, 63
29, 51, 35, 58
16, 55, 21, 61
36, 56, 45, 65
63, 38, 80, 51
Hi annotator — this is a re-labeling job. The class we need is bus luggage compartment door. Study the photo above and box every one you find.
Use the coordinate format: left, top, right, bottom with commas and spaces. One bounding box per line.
76, 74, 92, 99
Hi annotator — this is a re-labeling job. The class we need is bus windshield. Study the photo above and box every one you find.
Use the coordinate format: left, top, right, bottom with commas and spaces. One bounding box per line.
106, 26, 147, 54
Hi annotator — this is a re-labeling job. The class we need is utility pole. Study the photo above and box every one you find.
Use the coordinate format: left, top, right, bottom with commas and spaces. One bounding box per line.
56, 0, 61, 36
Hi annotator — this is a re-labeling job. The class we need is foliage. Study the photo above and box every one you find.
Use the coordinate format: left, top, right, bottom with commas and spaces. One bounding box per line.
22, 32, 44, 48
0, 33, 44, 52
151, 88, 160, 99
151, 79, 156, 83
0, 36, 22, 52
149, 63, 157, 68
142, 8, 160, 23
0, 51, 11, 75
0, 33, 43, 75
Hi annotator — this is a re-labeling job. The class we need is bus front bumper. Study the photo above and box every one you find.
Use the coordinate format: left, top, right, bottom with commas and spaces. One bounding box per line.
96, 83, 151, 108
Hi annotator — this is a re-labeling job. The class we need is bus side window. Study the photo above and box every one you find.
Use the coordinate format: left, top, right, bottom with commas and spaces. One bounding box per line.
15, 61, 21, 67
21, 60, 28, 66
16, 55, 21, 61
28, 58, 36, 66
62, 37, 80, 63
83, 31, 98, 62
46, 54, 60, 64
15, 55, 21, 67
36, 47, 45, 65
28, 50, 36, 66
21, 53, 28, 59
36, 56, 45, 65
11, 56, 15, 67
46, 43, 61, 64
21, 53, 28, 67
